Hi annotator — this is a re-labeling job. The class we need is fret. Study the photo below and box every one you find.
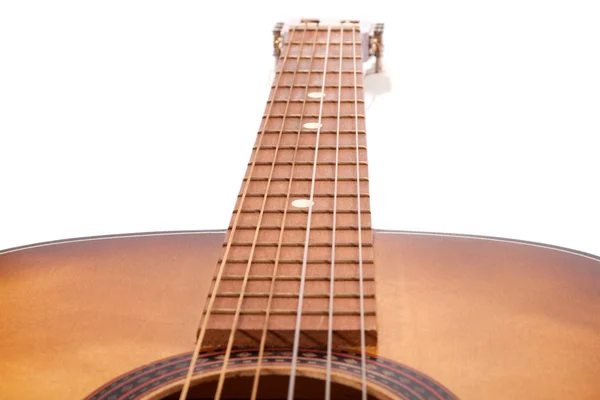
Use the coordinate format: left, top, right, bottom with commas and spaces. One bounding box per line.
228, 228, 374, 241
226, 242, 374, 260
280, 41, 362, 47
246, 168, 370, 183
272, 72, 364, 88
213, 292, 375, 299
224, 248, 373, 263
231, 214, 371, 231
274, 68, 362, 73
270, 87, 362, 102
238, 193, 369, 198
244, 176, 369, 187
209, 279, 375, 300
266, 101, 364, 115
286, 41, 361, 46
242, 177, 368, 182
273, 80, 363, 85
271, 77, 363, 87
225, 242, 373, 247
218, 258, 374, 264
231, 211, 371, 227
229, 230, 373, 246
279, 59, 362, 72
217, 263, 375, 278
232, 209, 370, 214
217, 270, 375, 282
248, 161, 367, 166
253, 145, 366, 150
237, 193, 371, 205
216, 272, 376, 283
250, 151, 369, 165
271, 69, 363, 78
251, 148, 368, 162
254, 132, 367, 148
252, 144, 367, 155
284, 40, 361, 45
207, 309, 376, 316
281, 52, 362, 59
278, 60, 361, 68
287, 27, 358, 32
267, 99, 364, 104
218, 275, 374, 281
259, 118, 366, 130
259, 118, 366, 133
261, 114, 365, 119
209, 276, 376, 299
288, 25, 359, 31
230, 225, 372, 231
258, 129, 366, 134
236, 196, 371, 214
280, 55, 360, 60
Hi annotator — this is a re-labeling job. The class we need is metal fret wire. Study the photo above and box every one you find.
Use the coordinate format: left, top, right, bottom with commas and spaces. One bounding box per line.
250, 26, 319, 400
352, 26, 369, 400
325, 23, 344, 400
287, 26, 333, 400
177, 25, 299, 400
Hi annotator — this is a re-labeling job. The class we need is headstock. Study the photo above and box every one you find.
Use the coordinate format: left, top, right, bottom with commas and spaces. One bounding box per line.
272, 19, 385, 73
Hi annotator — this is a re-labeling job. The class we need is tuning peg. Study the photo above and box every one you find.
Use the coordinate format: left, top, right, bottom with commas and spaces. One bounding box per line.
272, 22, 284, 66
369, 23, 384, 73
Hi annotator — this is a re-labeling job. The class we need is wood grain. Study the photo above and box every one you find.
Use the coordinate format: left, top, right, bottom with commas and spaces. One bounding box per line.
1, 230, 599, 399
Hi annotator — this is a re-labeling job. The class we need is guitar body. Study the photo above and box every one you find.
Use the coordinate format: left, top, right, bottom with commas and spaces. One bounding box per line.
1, 230, 599, 399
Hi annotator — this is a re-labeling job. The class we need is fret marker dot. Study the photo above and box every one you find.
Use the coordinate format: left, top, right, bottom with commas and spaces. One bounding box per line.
308, 92, 326, 99
292, 199, 314, 208
303, 122, 322, 129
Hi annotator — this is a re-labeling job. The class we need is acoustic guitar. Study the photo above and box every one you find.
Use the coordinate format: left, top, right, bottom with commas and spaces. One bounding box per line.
1, 19, 599, 400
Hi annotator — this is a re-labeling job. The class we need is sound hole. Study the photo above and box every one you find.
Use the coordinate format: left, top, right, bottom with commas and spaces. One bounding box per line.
162, 374, 381, 400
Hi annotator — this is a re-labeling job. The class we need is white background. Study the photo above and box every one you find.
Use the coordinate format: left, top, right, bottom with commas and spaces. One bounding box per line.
1, 1, 599, 255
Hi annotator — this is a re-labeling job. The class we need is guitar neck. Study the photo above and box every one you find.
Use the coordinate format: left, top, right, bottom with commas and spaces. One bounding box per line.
204, 22, 377, 349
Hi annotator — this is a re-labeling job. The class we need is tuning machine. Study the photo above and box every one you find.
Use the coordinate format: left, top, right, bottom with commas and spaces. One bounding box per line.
272, 22, 284, 67
369, 22, 384, 73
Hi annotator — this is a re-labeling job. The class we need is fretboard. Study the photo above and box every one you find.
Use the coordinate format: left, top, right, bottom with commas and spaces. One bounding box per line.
203, 22, 376, 349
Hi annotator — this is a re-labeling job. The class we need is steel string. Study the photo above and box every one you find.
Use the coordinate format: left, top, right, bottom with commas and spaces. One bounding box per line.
351, 24, 369, 400
324, 22, 345, 400
250, 25, 321, 400
286, 25, 333, 400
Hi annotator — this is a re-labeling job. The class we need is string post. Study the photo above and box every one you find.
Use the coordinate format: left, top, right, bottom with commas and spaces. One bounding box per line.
369, 23, 385, 73
272, 22, 284, 67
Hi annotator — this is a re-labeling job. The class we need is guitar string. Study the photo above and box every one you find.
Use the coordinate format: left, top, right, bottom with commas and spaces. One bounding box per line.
177, 24, 298, 400
352, 24, 369, 400
250, 25, 319, 400
325, 23, 344, 400
210, 23, 309, 400
287, 25, 333, 400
